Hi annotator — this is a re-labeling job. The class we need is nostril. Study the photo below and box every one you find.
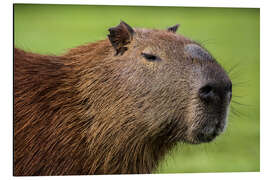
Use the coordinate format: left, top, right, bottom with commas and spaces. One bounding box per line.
199, 81, 232, 103
199, 84, 215, 102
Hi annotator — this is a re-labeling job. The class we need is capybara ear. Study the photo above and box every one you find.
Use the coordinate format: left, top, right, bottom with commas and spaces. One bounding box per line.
167, 24, 180, 33
108, 21, 134, 55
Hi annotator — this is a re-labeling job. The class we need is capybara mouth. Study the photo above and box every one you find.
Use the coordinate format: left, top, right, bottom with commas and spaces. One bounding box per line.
191, 116, 227, 144
184, 128, 220, 144
195, 129, 219, 143
181, 108, 229, 145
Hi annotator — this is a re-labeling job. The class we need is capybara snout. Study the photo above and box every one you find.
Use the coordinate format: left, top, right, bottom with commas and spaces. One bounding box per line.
180, 43, 232, 144
14, 21, 231, 175
192, 66, 232, 143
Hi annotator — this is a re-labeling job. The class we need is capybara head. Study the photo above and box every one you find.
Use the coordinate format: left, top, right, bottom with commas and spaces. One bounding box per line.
83, 21, 232, 145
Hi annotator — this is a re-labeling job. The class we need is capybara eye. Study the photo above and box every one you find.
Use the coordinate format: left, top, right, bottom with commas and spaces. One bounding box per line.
141, 53, 160, 61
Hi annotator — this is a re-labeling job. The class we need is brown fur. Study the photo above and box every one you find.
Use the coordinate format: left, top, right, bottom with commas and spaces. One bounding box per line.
14, 22, 231, 175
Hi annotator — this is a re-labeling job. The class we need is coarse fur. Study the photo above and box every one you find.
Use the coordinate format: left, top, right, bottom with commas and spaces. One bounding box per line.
14, 22, 232, 175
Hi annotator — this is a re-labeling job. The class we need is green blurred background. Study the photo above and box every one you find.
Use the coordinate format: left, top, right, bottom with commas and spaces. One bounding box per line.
14, 4, 260, 173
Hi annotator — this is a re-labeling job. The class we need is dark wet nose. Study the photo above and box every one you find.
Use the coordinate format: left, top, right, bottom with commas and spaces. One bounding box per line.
199, 81, 232, 103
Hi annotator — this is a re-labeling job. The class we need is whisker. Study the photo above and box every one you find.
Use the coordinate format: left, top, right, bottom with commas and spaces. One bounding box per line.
230, 105, 248, 118
232, 80, 250, 87
227, 62, 241, 75
232, 95, 244, 98
231, 100, 252, 107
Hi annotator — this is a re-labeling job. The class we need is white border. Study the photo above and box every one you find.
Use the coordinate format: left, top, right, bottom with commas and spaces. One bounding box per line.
2, 0, 269, 180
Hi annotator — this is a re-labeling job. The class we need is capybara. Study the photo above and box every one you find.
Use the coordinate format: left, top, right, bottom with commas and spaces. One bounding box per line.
14, 21, 232, 175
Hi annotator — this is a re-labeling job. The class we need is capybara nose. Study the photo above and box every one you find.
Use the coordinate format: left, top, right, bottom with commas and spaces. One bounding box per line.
199, 81, 232, 103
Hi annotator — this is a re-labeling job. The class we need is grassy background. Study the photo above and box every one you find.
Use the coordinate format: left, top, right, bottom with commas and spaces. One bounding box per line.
14, 4, 260, 173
